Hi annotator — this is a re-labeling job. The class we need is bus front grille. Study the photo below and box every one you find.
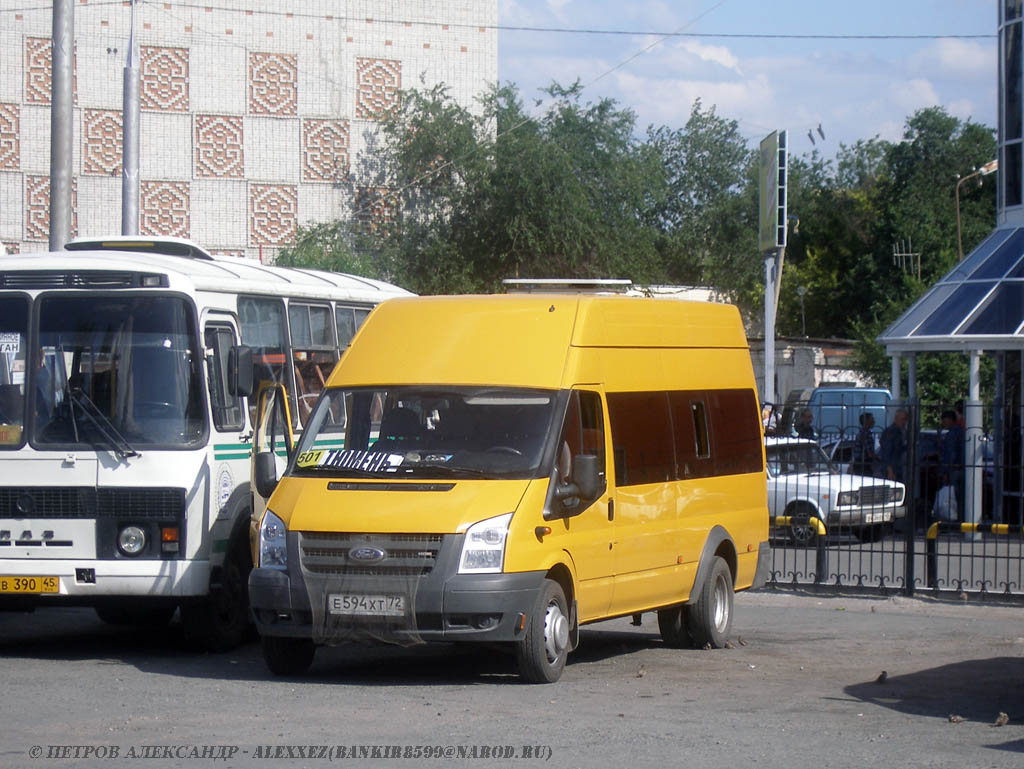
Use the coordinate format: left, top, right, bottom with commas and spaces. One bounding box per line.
0, 487, 185, 519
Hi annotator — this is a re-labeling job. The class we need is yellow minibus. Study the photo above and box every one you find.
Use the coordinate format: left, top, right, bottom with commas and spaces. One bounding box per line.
247, 294, 770, 682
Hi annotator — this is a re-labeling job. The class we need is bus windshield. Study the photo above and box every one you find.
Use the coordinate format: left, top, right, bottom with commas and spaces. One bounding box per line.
291, 386, 558, 479
34, 295, 205, 448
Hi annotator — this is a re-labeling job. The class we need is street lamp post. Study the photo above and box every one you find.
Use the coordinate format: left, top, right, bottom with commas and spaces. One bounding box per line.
956, 159, 998, 261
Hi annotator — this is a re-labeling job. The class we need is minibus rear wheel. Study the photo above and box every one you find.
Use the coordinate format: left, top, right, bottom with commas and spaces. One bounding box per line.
516, 579, 569, 684
686, 556, 733, 648
262, 635, 316, 676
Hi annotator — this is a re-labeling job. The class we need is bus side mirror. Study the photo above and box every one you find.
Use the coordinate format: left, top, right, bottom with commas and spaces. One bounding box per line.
228, 345, 254, 398
253, 451, 278, 499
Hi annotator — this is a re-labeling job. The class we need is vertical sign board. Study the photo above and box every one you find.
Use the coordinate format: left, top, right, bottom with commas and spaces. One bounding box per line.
758, 130, 788, 252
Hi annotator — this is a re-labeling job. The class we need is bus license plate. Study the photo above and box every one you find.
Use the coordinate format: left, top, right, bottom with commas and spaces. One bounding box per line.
328, 593, 405, 616
0, 575, 59, 594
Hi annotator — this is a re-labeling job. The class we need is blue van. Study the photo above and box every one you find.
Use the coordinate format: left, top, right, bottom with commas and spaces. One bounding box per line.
806, 387, 891, 441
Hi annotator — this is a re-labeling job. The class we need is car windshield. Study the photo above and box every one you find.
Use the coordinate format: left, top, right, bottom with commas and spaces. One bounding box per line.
34, 295, 205, 448
292, 386, 558, 479
767, 443, 833, 475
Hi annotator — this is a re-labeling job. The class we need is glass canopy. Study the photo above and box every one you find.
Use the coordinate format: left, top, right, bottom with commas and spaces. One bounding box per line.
879, 227, 1024, 352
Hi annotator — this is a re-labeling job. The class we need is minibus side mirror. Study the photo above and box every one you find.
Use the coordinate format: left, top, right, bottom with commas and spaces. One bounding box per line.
572, 454, 602, 500
551, 454, 604, 518
228, 345, 254, 398
253, 451, 278, 498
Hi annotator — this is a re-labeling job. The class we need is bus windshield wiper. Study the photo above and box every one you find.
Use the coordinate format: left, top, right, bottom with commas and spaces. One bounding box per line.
67, 387, 140, 459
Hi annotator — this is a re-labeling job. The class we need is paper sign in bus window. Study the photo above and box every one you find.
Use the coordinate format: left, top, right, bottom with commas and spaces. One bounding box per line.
0, 333, 20, 354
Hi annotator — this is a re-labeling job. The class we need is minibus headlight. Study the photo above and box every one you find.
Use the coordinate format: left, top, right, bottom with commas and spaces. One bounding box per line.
458, 513, 512, 574
259, 510, 288, 570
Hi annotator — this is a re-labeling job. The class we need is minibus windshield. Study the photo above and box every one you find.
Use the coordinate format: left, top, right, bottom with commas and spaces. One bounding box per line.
292, 386, 557, 479
34, 295, 205, 448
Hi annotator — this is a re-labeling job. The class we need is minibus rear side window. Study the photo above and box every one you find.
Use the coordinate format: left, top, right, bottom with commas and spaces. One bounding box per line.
706, 389, 762, 475
607, 392, 673, 486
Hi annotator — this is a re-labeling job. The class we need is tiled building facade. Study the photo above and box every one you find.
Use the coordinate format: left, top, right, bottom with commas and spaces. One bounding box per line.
0, 1, 497, 259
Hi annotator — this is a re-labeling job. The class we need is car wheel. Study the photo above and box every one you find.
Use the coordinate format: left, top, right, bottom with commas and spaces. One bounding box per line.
788, 507, 819, 547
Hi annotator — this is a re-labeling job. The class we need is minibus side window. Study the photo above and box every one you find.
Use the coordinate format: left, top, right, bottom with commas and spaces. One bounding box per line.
558, 390, 606, 483
706, 389, 763, 475
606, 392, 673, 486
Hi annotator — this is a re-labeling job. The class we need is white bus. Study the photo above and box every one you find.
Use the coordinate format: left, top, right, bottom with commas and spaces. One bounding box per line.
0, 236, 410, 648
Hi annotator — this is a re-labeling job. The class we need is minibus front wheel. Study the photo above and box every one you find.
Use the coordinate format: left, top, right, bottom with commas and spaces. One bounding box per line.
687, 556, 733, 648
516, 579, 569, 684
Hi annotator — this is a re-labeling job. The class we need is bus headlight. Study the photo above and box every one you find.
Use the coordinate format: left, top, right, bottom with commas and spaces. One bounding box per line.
458, 513, 512, 574
259, 510, 288, 570
117, 525, 147, 556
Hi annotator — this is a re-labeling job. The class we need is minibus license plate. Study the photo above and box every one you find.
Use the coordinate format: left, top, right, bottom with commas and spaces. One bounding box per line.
328, 594, 405, 616
0, 576, 59, 594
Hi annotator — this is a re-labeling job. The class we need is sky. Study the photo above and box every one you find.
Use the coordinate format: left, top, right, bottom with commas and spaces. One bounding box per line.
498, 0, 998, 157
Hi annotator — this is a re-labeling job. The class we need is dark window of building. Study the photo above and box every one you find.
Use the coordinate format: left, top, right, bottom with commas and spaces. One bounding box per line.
1006, 142, 1023, 208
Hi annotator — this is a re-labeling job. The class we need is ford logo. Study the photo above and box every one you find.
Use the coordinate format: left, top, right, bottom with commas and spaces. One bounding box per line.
349, 546, 387, 564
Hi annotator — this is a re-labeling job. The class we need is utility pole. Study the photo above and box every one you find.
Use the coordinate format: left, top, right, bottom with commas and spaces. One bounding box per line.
49, 0, 74, 251
122, 0, 140, 235
758, 130, 788, 408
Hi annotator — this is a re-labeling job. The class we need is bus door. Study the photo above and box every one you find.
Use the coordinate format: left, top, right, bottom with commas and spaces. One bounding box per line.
250, 384, 294, 546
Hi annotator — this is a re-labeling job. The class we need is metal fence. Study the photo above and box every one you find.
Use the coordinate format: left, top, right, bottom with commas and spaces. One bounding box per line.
763, 398, 1024, 601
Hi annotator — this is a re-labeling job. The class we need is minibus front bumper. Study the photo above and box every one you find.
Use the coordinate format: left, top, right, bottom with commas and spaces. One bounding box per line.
249, 565, 547, 643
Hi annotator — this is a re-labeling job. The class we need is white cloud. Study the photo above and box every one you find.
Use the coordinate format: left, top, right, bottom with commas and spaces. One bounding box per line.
545, 0, 573, 23
910, 39, 996, 82
888, 78, 941, 113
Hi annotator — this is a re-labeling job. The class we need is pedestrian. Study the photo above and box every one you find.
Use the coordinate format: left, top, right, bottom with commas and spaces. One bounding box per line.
852, 412, 877, 476
795, 408, 816, 440
876, 408, 908, 482
939, 409, 965, 518
762, 404, 779, 436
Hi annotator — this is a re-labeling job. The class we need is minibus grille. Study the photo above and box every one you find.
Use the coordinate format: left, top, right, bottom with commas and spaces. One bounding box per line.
0, 486, 185, 519
299, 532, 444, 577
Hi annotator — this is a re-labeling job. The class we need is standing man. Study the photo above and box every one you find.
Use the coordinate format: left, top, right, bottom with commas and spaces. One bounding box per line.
852, 412, 877, 476
876, 408, 908, 482
939, 409, 965, 518
795, 408, 816, 440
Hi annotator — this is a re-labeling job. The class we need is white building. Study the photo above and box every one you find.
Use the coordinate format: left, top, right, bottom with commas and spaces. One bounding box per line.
0, 0, 497, 260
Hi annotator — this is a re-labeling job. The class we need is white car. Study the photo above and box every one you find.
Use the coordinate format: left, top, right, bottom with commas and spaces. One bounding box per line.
766, 438, 906, 544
